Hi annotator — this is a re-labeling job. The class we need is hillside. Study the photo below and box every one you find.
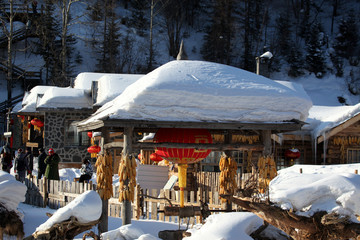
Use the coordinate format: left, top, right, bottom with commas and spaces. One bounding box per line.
0, 0, 359, 107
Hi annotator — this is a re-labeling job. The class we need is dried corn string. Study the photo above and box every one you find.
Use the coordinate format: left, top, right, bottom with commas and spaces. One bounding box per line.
118, 154, 137, 203
257, 155, 277, 194
95, 152, 113, 200
219, 156, 238, 203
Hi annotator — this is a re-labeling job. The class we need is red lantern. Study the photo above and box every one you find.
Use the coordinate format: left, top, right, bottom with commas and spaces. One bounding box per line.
87, 132, 93, 138
150, 152, 163, 162
138, 153, 142, 160
154, 128, 212, 164
285, 148, 300, 159
87, 145, 101, 154
31, 118, 44, 128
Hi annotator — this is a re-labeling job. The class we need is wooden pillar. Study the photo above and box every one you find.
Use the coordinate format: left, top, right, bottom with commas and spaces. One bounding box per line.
262, 130, 272, 156
122, 126, 133, 225
224, 130, 232, 212
98, 128, 110, 234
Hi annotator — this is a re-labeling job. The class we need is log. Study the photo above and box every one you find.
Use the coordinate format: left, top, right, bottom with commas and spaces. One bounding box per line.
161, 206, 202, 217
30, 216, 100, 240
221, 195, 360, 240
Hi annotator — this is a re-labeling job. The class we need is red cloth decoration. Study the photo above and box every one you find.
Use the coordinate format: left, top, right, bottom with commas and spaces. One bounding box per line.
154, 128, 212, 164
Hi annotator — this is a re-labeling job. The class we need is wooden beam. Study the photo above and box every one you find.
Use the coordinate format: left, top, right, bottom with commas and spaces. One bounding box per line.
317, 114, 360, 143
77, 119, 304, 132
104, 141, 264, 151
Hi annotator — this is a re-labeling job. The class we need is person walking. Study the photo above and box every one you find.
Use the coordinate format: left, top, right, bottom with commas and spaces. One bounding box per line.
1, 143, 12, 173
44, 148, 60, 180
79, 158, 93, 183
14, 149, 27, 182
24, 148, 34, 177
37, 148, 47, 179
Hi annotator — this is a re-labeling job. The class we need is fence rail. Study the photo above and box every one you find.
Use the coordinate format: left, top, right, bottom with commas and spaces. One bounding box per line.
24, 172, 252, 224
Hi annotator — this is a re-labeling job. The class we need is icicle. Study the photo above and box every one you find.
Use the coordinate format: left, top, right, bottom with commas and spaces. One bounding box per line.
313, 137, 317, 165
322, 132, 329, 165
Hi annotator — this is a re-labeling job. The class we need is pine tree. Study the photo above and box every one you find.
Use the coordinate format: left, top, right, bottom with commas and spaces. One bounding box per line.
305, 21, 326, 77
34, 0, 61, 85
333, 11, 358, 61
95, 0, 121, 73
275, 12, 292, 58
201, 0, 235, 65
129, 0, 148, 37
287, 46, 304, 77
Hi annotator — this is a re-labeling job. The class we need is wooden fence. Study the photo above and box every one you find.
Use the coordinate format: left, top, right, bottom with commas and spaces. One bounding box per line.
24, 172, 255, 224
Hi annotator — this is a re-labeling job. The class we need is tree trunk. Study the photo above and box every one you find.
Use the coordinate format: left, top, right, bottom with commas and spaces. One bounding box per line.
222, 195, 360, 240
7, 0, 14, 102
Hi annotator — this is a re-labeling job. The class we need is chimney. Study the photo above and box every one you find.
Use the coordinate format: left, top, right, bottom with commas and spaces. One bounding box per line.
176, 40, 188, 60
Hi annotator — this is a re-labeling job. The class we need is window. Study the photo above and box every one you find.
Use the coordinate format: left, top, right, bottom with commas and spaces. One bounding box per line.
64, 120, 89, 146
201, 151, 245, 173
275, 147, 305, 170
347, 148, 360, 163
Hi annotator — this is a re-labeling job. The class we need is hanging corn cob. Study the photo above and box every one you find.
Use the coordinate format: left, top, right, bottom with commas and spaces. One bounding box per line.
95, 152, 113, 200
118, 154, 137, 203
219, 156, 238, 203
258, 155, 277, 194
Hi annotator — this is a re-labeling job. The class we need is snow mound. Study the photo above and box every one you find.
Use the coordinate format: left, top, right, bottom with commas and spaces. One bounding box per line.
270, 165, 360, 222
36, 190, 102, 232
0, 171, 27, 211
84, 60, 312, 124
184, 212, 263, 240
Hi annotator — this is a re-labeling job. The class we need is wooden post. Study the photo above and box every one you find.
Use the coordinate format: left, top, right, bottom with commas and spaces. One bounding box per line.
262, 130, 272, 156
98, 128, 110, 234
355, 170, 358, 174
121, 127, 133, 225
224, 130, 232, 212
300, 168, 303, 174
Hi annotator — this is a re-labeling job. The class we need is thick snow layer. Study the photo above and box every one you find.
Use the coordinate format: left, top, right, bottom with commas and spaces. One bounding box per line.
303, 103, 360, 138
73, 72, 109, 90
37, 87, 91, 109
0, 171, 27, 211
95, 74, 143, 106
82, 60, 312, 124
185, 212, 263, 240
17, 86, 54, 113
36, 190, 102, 232
270, 164, 360, 222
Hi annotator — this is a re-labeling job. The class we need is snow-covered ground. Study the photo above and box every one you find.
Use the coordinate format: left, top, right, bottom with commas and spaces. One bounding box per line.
2, 163, 360, 240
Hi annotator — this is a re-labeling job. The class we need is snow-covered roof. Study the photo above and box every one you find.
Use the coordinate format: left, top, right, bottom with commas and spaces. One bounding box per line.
304, 103, 360, 139
17, 85, 54, 113
36, 87, 92, 109
80, 60, 312, 125
73, 72, 108, 90
95, 74, 143, 106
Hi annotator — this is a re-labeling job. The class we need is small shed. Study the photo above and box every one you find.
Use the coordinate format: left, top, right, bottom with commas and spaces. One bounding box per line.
76, 60, 312, 228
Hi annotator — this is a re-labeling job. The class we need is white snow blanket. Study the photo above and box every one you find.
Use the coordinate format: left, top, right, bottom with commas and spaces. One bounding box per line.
36, 190, 102, 232
82, 60, 312, 124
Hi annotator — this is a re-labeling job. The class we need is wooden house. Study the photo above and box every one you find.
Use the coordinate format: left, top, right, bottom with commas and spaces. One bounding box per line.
11, 73, 142, 165
273, 104, 360, 167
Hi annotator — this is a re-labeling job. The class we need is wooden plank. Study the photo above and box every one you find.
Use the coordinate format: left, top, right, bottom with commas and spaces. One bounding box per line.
151, 189, 158, 220
164, 190, 170, 222
318, 114, 360, 143
106, 141, 264, 151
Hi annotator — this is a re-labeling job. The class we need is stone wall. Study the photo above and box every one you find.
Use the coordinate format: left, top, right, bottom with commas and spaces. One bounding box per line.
44, 111, 92, 163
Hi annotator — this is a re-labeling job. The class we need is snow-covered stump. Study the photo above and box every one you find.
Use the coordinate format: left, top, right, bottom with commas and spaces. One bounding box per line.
222, 195, 360, 240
